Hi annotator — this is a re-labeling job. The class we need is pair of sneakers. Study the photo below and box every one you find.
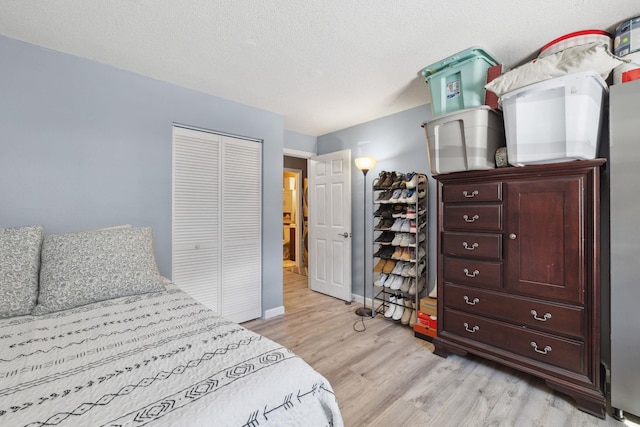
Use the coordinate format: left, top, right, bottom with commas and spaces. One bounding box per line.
375, 218, 395, 231
390, 218, 413, 233
391, 246, 412, 261
374, 258, 396, 274
391, 233, 420, 247
383, 274, 411, 290
408, 275, 426, 295
384, 296, 406, 321
391, 260, 413, 277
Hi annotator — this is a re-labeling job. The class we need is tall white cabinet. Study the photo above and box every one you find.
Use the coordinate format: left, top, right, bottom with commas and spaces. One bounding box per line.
172, 126, 262, 323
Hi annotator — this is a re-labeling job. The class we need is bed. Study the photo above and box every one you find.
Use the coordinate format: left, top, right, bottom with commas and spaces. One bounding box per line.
0, 225, 343, 427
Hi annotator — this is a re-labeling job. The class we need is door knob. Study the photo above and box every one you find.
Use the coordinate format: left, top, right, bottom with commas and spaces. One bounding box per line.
338, 232, 350, 238
509, 233, 517, 240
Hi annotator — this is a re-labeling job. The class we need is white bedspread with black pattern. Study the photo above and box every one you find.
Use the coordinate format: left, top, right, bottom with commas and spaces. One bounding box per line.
0, 286, 343, 426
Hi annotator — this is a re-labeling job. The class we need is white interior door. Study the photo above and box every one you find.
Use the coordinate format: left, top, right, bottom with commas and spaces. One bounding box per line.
308, 149, 352, 301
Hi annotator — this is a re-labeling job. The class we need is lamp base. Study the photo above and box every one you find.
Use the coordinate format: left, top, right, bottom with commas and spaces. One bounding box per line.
355, 307, 373, 317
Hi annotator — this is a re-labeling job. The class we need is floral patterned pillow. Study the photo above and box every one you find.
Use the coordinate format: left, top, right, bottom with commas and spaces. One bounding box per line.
34, 227, 165, 314
0, 225, 44, 318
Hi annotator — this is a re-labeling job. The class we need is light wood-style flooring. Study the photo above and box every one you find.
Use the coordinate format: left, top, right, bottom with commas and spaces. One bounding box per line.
243, 270, 639, 427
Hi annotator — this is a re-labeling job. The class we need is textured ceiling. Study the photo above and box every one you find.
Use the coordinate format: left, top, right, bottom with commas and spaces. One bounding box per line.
0, 0, 638, 136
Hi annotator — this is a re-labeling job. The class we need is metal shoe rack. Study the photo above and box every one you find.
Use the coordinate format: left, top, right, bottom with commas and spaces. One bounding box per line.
371, 171, 428, 327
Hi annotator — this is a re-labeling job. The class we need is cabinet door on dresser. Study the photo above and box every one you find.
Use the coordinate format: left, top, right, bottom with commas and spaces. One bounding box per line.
504, 176, 585, 303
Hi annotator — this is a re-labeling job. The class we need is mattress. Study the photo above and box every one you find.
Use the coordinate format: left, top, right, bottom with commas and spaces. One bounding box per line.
0, 285, 343, 426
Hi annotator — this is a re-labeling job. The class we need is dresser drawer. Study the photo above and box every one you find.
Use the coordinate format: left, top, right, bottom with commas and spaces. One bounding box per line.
443, 205, 502, 231
441, 232, 502, 259
443, 309, 585, 375
443, 257, 502, 289
444, 284, 585, 339
442, 182, 502, 203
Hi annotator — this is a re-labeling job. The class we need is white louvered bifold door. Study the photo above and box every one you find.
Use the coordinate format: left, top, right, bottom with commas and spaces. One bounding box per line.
172, 127, 262, 323
219, 136, 262, 322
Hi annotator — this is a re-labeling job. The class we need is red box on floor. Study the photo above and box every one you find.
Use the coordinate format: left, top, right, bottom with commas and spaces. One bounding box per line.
414, 323, 437, 338
417, 311, 437, 329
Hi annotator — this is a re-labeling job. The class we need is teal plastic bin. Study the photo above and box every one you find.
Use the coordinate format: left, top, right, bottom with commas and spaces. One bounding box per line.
422, 47, 498, 117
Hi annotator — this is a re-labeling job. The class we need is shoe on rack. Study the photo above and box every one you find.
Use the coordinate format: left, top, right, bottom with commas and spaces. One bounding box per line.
391, 246, 404, 260
401, 219, 411, 233
384, 273, 396, 288
409, 220, 417, 233
416, 183, 427, 199
382, 246, 397, 258
400, 276, 412, 293
405, 172, 418, 189
401, 262, 412, 277
391, 173, 405, 189
391, 261, 405, 276
408, 276, 426, 295
376, 218, 394, 231
375, 231, 395, 244
405, 206, 416, 219
400, 233, 413, 247
401, 300, 413, 325
400, 247, 412, 261
389, 188, 403, 203
381, 172, 396, 188
408, 262, 425, 278
392, 297, 404, 321
374, 258, 386, 272
409, 307, 417, 327
374, 273, 388, 287
392, 205, 406, 218
406, 189, 418, 204
373, 171, 389, 190
410, 246, 426, 261
374, 205, 389, 217
390, 233, 403, 246
390, 275, 404, 290
382, 259, 396, 274
391, 218, 403, 232
384, 296, 396, 318
398, 189, 409, 203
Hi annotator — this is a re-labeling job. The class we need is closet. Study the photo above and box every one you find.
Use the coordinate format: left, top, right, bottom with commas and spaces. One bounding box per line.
172, 126, 262, 323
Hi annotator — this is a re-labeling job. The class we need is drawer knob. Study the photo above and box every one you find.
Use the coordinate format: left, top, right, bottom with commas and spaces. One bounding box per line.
463, 190, 478, 198
531, 341, 552, 355
530, 310, 552, 322
462, 241, 478, 251
464, 296, 480, 305
509, 233, 517, 240
463, 268, 479, 278
463, 214, 480, 223
463, 322, 479, 333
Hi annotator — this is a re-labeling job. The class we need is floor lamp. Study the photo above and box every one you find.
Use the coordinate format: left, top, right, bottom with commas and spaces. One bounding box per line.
354, 156, 376, 317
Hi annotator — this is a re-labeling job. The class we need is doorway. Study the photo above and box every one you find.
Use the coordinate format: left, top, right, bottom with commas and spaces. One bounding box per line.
283, 155, 309, 277
282, 169, 301, 271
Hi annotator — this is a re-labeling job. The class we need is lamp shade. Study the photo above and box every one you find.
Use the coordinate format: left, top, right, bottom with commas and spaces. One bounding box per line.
354, 157, 377, 172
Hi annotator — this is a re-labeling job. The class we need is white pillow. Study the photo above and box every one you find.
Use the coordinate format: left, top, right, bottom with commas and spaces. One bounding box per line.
34, 227, 165, 314
485, 42, 625, 97
0, 225, 44, 318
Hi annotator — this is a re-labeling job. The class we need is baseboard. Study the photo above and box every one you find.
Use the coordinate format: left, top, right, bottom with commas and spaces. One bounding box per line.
264, 305, 285, 319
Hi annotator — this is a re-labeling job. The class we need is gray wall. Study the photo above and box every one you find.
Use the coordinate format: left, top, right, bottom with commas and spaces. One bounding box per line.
0, 35, 285, 316
317, 104, 437, 300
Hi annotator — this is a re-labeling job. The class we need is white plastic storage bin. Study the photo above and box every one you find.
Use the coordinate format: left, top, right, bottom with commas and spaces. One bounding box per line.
423, 106, 506, 174
501, 71, 608, 167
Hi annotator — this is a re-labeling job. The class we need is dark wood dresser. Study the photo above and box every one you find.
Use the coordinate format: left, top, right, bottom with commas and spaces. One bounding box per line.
433, 159, 606, 418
